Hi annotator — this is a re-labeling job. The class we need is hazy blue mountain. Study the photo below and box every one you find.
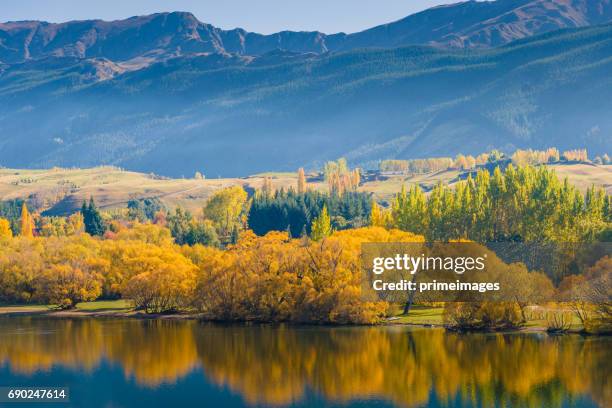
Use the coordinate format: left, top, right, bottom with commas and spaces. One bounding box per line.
0, 21, 610, 176
0, 1, 611, 176
2, 0, 611, 66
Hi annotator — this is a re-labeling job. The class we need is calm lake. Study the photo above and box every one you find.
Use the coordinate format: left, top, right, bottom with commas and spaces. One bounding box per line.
0, 317, 609, 408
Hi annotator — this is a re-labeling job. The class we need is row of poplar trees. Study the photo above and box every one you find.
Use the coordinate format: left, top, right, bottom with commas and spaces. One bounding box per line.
373, 165, 610, 243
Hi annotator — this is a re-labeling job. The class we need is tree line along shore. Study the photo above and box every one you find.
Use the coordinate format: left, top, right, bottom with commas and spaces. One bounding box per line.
0, 157, 610, 332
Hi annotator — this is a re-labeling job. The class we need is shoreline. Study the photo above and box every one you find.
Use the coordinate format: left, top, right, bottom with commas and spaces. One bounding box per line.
0, 307, 590, 334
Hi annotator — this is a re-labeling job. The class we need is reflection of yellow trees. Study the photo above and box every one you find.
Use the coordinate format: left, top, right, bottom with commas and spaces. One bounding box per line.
0, 319, 197, 387
196, 325, 314, 406
0, 318, 105, 374
0, 320, 609, 407
195, 326, 610, 408
105, 320, 199, 387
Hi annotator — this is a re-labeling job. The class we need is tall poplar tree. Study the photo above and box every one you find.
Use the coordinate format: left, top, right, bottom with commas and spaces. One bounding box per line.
297, 168, 307, 194
20, 202, 33, 237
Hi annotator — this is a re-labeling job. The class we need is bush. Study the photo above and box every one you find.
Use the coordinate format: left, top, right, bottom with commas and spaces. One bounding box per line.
121, 249, 197, 313
34, 264, 103, 309
545, 310, 573, 333
444, 302, 524, 330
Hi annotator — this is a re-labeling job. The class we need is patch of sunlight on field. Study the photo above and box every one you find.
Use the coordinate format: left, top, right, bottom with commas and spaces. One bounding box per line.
548, 164, 611, 193
76, 299, 133, 311
360, 169, 462, 201
390, 305, 445, 325
0, 304, 51, 314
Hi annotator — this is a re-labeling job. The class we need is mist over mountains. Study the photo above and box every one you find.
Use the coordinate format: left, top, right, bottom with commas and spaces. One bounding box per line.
0, 0, 611, 176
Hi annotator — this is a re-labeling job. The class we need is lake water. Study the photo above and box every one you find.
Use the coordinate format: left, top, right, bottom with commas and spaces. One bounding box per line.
0, 317, 609, 407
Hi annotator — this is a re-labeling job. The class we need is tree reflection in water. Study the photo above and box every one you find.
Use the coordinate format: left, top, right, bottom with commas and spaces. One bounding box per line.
0, 318, 609, 407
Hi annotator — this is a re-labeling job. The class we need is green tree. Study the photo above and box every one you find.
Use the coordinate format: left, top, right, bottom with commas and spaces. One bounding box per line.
311, 205, 333, 241
392, 185, 426, 235
203, 186, 248, 242
81, 197, 106, 236
185, 220, 220, 247
167, 207, 193, 245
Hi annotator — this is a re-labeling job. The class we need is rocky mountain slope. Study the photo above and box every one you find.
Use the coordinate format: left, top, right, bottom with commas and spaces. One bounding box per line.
2, 0, 610, 66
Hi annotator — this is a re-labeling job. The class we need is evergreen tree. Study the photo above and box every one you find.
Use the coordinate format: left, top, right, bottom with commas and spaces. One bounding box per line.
248, 189, 370, 237
81, 197, 106, 236
0, 199, 26, 234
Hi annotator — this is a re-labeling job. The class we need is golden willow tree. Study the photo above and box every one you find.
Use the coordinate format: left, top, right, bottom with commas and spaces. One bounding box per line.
1, 224, 427, 322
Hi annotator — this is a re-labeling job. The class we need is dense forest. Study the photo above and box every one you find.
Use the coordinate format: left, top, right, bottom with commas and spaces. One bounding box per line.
248, 189, 371, 237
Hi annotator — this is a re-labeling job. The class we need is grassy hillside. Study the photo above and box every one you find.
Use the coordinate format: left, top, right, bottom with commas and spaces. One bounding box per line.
1, 163, 608, 215
0, 166, 327, 215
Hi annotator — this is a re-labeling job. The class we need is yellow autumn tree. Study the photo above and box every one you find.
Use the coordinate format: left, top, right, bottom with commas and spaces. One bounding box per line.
351, 168, 361, 189
369, 201, 391, 228
121, 246, 197, 313
67, 212, 85, 235
0, 218, 12, 238
20, 202, 33, 237
203, 185, 248, 241
31, 236, 107, 308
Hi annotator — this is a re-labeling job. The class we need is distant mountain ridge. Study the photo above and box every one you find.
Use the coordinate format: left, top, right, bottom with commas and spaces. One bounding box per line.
0, 21, 610, 176
2, 0, 611, 67
1, 1, 611, 176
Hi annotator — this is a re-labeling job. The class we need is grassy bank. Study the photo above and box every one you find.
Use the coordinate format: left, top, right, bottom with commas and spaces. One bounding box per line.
0, 301, 589, 333
0, 300, 132, 315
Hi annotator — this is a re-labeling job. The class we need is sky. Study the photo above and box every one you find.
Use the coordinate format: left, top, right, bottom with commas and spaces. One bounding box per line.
0, 0, 462, 34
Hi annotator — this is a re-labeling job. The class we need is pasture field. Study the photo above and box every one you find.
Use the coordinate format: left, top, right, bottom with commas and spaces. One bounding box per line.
0, 164, 609, 214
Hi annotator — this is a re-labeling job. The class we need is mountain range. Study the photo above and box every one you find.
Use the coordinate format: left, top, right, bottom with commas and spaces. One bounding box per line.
1, 0, 611, 176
